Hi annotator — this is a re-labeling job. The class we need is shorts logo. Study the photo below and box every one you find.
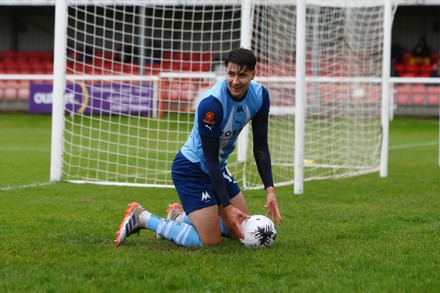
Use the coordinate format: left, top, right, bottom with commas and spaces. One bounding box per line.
201, 191, 211, 202
203, 111, 215, 124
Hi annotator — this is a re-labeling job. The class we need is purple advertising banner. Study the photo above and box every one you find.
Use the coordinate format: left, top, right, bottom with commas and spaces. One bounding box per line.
29, 83, 154, 115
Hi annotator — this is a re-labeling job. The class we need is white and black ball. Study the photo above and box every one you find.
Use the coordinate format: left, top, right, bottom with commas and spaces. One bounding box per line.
240, 215, 277, 248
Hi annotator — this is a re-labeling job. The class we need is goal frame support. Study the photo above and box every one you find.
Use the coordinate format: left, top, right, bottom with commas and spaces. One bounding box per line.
50, 0, 67, 182
293, 0, 306, 194
380, 0, 392, 178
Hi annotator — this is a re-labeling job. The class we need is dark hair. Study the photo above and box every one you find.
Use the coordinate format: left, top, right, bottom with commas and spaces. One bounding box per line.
224, 48, 257, 71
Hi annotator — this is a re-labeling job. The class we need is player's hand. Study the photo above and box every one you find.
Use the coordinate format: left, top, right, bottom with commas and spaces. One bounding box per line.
264, 186, 282, 225
224, 205, 249, 239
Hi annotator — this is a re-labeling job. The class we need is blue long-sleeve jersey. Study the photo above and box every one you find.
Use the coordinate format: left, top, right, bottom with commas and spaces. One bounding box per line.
180, 78, 273, 207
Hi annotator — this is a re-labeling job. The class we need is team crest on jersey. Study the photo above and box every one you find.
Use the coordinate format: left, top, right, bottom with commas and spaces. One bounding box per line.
201, 191, 211, 202
203, 111, 215, 124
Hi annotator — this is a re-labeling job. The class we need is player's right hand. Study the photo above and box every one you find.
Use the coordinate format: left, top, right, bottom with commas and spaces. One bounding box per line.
224, 205, 249, 239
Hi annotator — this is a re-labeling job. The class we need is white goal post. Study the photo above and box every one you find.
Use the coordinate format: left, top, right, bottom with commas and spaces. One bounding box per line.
50, 0, 397, 194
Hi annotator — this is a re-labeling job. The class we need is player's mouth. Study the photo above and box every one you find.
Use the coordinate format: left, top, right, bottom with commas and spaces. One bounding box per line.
230, 85, 242, 92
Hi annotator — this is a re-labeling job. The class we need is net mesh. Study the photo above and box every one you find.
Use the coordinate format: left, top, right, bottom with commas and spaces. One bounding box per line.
61, 1, 395, 189
64, 4, 242, 186
243, 2, 395, 188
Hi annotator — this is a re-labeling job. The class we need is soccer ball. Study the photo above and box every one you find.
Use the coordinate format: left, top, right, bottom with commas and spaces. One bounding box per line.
240, 215, 277, 248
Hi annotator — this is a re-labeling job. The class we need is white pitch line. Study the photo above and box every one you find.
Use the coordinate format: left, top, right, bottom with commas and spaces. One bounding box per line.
0, 147, 50, 152
0, 182, 53, 191
389, 141, 438, 150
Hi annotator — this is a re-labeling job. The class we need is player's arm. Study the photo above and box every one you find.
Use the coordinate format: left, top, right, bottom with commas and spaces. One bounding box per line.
252, 87, 273, 189
200, 132, 248, 238
252, 87, 282, 224
197, 97, 231, 208
198, 97, 248, 238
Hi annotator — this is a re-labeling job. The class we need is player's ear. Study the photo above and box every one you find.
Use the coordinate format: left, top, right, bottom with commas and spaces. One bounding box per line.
251, 69, 256, 80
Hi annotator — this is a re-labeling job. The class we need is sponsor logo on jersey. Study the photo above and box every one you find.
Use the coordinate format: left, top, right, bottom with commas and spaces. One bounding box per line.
236, 105, 244, 113
221, 127, 243, 138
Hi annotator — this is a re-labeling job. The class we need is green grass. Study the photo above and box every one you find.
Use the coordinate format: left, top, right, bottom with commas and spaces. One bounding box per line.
1, 113, 439, 292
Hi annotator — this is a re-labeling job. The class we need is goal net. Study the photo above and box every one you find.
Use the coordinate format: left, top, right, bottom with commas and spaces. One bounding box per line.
245, 1, 397, 190
51, 0, 396, 191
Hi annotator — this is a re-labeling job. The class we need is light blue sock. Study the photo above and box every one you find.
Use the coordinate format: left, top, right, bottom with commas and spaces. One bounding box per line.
156, 220, 203, 247
182, 214, 230, 238
146, 214, 163, 230
218, 218, 230, 238
147, 214, 203, 247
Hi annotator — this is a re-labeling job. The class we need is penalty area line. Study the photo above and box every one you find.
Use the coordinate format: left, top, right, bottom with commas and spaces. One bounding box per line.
0, 181, 54, 192
389, 141, 438, 150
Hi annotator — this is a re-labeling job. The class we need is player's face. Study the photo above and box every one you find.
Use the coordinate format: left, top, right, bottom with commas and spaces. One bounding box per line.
226, 63, 255, 100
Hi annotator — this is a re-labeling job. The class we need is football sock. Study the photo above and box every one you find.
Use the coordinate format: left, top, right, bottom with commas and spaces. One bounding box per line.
139, 210, 152, 228
156, 220, 203, 247
218, 218, 230, 238
141, 211, 203, 247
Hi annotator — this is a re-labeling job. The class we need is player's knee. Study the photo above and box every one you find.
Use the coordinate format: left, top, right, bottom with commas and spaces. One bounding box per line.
202, 239, 222, 246
200, 234, 222, 246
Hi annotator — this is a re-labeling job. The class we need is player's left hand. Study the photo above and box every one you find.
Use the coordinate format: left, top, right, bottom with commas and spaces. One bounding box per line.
264, 186, 282, 225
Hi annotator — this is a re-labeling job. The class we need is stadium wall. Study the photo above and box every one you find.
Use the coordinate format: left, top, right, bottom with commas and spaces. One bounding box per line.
0, 4, 438, 54
0, 2, 439, 116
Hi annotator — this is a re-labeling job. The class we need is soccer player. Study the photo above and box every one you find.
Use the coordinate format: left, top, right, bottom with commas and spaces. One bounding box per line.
115, 48, 282, 247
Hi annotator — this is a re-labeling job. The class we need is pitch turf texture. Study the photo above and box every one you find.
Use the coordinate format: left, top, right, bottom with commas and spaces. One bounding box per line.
1, 113, 439, 292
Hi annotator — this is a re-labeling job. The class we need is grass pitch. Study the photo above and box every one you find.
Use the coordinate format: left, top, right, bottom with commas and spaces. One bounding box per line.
0, 113, 439, 292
